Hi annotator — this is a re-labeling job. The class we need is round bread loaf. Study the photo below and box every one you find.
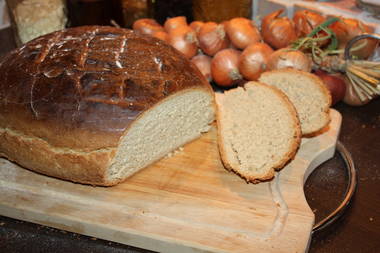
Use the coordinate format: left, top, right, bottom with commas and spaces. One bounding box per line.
0, 26, 215, 186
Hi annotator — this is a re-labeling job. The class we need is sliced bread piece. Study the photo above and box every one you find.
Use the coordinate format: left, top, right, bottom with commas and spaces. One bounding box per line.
259, 69, 331, 136
215, 82, 301, 183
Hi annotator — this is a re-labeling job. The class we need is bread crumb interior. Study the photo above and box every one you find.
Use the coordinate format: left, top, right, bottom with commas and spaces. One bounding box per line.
108, 89, 214, 181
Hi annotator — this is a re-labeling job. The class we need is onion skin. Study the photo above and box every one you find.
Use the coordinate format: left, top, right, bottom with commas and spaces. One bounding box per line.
164, 16, 188, 32
211, 48, 242, 87
225, 18, 261, 50
168, 26, 198, 59
198, 22, 229, 56
343, 76, 371, 106
329, 18, 378, 59
262, 9, 297, 49
268, 48, 312, 72
293, 10, 325, 37
191, 54, 212, 82
314, 70, 346, 106
190, 21, 205, 35
133, 19, 165, 36
152, 31, 169, 42
239, 42, 274, 81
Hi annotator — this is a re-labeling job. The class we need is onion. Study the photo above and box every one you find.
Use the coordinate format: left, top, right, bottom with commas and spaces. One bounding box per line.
330, 18, 378, 59
133, 18, 165, 36
191, 54, 212, 82
190, 21, 205, 35
238, 42, 274, 81
198, 22, 229, 56
343, 76, 371, 106
221, 20, 229, 28
225, 17, 261, 50
261, 9, 297, 49
168, 26, 198, 59
211, 48, 242, 87
164, 16, 188, 33
152, 31, 169, 42
314, 69, 346, 106
268, 48, 312, 72
293, 10, 325, 38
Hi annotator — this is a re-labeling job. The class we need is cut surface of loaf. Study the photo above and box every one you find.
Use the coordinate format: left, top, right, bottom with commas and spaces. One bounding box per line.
108, 90, 214, 182
0, 26, 215, 186
216, 82, 301, 182
259, 69, 331, 136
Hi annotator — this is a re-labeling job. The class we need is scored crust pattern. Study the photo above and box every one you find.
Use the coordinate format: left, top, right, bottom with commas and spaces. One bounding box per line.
0, 26, 207, 134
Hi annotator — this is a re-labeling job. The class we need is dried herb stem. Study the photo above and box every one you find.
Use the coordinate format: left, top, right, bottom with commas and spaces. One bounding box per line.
347, 64, 379, 87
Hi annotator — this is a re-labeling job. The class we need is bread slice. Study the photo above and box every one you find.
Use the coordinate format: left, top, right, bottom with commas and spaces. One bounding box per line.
215, 82, 301, 182
259, 69, 331, 136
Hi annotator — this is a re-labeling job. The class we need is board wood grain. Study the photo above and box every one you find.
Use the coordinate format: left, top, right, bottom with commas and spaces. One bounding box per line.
0, 109, 341, 253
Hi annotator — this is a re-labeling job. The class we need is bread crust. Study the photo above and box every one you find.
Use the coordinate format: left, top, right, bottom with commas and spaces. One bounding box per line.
0, 26, 214, 186
216, 82, 301, 183
0, 87, 213, 186
259, 69, 332, 136
0, 26, 211, 151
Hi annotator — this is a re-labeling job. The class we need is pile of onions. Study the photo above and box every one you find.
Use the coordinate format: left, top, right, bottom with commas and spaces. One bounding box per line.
268, 48, 312, 72
238, 42, 274, 81
211, 48, 242, 87
168, 26, 198, 59
225, 18, 261, 50
198, 22, 230, 56
133, 19, 165, 36
132, 14, 379, 106
261, 9, 297, 49
191, 54, 212, 82
329, 18, 378, 59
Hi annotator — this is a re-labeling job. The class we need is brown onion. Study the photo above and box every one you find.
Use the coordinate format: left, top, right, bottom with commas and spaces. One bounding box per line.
293, 10, 325, 37
198, 22, 229, 56
330, 18, 378, 59
343, 77, 371, 106
225, 17, 261, 50
168, 26, 198, 59
262, 9, 297, 49
221, 20, 229, 28
164, 16, 188, 33
133, 18, 165, 36
190, 21, 205, 35
314, 69, 346, 106
191, 54, 212, 82
238, 42, 274, 81
211, 48, 242, 87
268, 48, 312, 72
152, 31, 169, 42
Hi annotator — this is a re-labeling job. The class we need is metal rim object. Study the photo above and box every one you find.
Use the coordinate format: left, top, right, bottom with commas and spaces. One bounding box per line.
344, 33, 380, 60
312, 141, 358, 233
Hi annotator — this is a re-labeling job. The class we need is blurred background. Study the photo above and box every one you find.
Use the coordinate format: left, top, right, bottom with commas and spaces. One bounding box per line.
1, 0, 379, 45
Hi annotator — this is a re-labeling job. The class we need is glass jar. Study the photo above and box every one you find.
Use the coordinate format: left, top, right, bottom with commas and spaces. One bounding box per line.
6, 0, 67, 45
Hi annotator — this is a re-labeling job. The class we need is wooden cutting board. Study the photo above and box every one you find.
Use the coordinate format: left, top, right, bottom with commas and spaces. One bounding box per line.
0, 109, 341, 253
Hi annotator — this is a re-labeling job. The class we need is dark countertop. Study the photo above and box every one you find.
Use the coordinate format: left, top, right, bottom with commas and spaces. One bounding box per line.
0, 27, 379, 253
